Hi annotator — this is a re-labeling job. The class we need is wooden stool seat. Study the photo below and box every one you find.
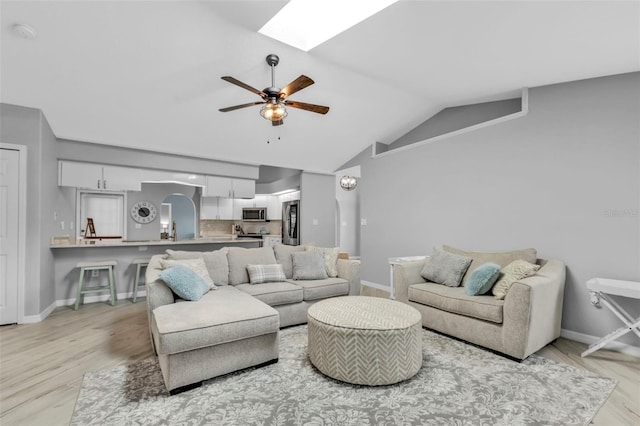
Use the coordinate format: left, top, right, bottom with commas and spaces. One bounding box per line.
132, 258, 151, 303
74, 260, 118, 310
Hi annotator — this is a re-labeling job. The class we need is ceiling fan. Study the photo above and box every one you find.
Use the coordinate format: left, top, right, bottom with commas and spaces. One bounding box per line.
219, 54, 329, 126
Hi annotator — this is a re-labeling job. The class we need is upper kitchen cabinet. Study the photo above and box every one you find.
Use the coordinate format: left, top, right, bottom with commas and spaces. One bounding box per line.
204, 176, 255, 199
58, 161, 142, 191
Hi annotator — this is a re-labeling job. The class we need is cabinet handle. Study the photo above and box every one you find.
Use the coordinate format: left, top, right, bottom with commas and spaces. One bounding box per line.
103, 180, 107, 189
97, 179, 101, 189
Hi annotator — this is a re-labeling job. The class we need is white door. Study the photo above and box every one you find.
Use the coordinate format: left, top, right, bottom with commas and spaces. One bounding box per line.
0, 148, 20, 324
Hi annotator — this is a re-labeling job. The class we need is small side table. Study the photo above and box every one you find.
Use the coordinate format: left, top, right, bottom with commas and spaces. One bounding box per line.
582, 277, 640, 357
388, 256, 427, 299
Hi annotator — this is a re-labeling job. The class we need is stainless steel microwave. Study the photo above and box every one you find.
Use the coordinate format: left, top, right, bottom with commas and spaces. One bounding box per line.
242, 207, 267, 221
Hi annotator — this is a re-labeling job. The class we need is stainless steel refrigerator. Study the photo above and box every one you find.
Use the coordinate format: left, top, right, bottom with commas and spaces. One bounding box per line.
282, 200, 300, 245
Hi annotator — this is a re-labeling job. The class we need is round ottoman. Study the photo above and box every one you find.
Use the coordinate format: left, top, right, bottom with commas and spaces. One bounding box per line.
307, 296, 422, 386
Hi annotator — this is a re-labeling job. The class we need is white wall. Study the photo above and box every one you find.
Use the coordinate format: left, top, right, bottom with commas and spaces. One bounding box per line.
359, 72, 640, 347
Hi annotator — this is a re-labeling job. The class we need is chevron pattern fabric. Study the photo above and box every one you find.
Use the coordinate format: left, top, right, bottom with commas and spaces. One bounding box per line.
308, 296, 422, 386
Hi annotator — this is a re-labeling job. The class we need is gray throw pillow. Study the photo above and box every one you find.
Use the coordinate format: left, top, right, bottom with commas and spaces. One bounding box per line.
421, 247, 473, 287
292, 250, 328, 280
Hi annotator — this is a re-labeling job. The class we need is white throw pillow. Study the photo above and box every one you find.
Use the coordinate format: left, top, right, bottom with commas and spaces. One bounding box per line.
492, 260, 540, 300
306, 246, 340, 278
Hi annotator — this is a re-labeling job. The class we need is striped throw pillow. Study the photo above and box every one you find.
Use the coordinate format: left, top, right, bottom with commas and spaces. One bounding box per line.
247, 264, 286, 284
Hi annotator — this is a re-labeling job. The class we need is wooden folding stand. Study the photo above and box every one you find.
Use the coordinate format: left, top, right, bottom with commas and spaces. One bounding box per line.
582, 277, 640, 357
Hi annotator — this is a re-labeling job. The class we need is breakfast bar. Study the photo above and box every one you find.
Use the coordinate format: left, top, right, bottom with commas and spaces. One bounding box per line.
50, 237, 262, 306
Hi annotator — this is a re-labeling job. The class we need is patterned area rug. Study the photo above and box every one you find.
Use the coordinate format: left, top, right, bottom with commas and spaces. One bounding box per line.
72, 326, 616, 425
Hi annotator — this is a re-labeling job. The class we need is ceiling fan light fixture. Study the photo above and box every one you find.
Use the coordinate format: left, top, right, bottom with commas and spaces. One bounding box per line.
260, 100, 288, 121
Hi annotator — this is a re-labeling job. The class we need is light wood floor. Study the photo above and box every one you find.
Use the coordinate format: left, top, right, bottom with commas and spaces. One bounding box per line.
1, 294, 638, 426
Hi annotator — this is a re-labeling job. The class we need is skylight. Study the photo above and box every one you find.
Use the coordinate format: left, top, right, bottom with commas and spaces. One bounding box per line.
259, 0, 398, 51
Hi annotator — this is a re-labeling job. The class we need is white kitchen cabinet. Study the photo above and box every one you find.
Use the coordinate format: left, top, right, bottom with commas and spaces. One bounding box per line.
200, 198, 218, 220
103, 165, 142, 191
58, 161, 141, 191
205, 176, 255, 199
232, 178, 255, 199
268, 196, 282, 220
218, 198, 234, 220
201, 197, 234, 220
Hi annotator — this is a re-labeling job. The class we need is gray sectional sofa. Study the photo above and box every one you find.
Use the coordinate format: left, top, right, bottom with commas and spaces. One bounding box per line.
145, 244, 361, 392
393, 247, 566, 360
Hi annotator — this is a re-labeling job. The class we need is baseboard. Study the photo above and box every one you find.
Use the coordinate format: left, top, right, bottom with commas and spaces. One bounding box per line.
20, 290, 147, 324
20, 301, 57, 324
56, 290, 147, 307
361, 280, 390, 292
561, 328, 640, 358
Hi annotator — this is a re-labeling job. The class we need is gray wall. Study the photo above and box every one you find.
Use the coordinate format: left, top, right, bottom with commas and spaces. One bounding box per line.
126, 182, 200, 241
300, 172, 336, 247
360, 72, 640, 347
0, 103, 70, 315
57, 138, 259, 179
388, 98, 522, 151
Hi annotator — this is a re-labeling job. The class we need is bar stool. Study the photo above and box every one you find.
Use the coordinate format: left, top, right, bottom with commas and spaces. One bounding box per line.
132, 258, 150, 303
74, 260, 118, 310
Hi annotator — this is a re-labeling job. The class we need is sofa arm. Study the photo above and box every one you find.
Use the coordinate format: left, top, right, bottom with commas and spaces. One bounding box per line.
502, 259, 566, 358
393, 259, 429, 303
337, 258, 361, 295
145, 255, 175, 314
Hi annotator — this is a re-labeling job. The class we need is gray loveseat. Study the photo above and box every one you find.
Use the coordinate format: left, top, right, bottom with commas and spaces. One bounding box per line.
145, 244, 360, 392
393, 247, 565, 360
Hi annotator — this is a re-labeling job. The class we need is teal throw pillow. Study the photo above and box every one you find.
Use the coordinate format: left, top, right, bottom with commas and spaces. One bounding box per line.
465, 262, 501, 296
159, 264, 209, 301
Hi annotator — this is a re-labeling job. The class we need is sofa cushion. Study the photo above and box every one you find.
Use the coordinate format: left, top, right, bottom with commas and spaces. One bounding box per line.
292, 251, 328, 280
443, 245, 537, 287
465, 263, 501, 296
408, 282, 504, 323
165, 248, 229, 286
306, 246, 340, 278
235, 282, 303, 306
247, 264, 286, 284
492, 260, 540, 300
273, 244, 306, 279
202, 250, 230, 286
286, 277, 349, 301
160, 257, 214, 289
152, 286, 279, 355
158, 264, 211, 301
421, 247, 472, 287
227, 246, 278, 285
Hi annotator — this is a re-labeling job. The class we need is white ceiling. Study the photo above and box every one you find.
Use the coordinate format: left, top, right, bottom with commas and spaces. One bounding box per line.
2, 1, 639, 173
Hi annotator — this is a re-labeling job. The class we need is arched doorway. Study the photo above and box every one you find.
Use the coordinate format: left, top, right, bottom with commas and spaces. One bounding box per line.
163, 194, 196, 240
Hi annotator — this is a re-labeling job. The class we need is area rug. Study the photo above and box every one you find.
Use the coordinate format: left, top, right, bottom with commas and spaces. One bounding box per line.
72, 326, 616, 425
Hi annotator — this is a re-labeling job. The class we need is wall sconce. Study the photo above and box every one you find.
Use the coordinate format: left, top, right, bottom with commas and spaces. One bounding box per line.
339, 175, 357, 191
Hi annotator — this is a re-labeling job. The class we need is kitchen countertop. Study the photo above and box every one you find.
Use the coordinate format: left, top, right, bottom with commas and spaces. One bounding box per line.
50, 236, 265, 249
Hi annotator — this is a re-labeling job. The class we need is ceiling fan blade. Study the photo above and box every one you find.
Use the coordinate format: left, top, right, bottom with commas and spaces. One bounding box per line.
279, 75, 314, 99
272, 119, 284, 126
285, 100, 329, 115
221, 76, 267, 99
219, 101, 265, 112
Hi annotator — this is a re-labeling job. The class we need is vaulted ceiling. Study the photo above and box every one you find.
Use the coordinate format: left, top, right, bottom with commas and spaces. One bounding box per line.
2, 1, 638, 173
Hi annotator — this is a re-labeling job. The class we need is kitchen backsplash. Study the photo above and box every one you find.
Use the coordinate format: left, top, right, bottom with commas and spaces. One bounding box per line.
200, 220, 282, 236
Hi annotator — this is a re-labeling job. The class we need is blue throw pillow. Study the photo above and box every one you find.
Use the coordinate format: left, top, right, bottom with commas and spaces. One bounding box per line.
465, 262, 501, 296
159, 264, 209, 301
